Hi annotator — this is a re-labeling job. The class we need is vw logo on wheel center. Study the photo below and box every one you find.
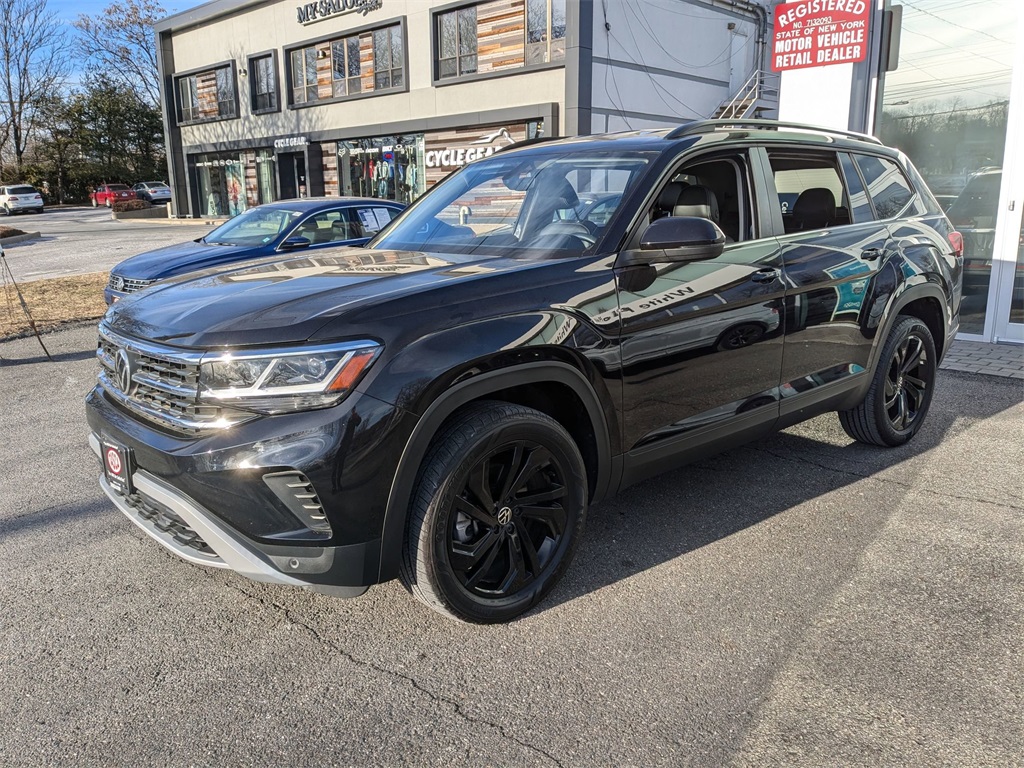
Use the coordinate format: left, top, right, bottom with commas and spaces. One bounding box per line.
497, 506, 513, 526
115, 349, 134, 393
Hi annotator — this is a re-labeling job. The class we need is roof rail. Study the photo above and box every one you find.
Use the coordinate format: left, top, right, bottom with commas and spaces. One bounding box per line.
498, 136, 563, 152
665, 119, 883, 145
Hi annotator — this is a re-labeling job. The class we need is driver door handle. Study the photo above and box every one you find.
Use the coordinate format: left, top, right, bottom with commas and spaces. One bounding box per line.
750, 267, 780, 284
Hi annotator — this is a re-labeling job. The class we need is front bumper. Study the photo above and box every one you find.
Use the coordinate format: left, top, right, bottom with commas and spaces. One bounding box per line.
85, 376, 410, 594
89, 434, 370, 597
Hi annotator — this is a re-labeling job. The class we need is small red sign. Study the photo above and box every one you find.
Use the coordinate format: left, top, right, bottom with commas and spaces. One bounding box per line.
772, 0, 871, 72
106, 448, 122, 475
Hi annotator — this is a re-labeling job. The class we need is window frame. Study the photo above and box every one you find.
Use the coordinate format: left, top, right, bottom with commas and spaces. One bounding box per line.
248, 50, 281, 115
173, 61, 239, 126
283, 17, 409, 110
431, 0, 567, 87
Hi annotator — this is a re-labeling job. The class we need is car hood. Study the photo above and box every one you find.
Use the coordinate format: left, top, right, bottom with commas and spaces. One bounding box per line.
104, 248, 529, 347
112, 240, 261, 280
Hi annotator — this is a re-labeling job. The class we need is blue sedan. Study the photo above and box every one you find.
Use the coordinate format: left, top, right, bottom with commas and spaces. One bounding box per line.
105, 197, 405, 304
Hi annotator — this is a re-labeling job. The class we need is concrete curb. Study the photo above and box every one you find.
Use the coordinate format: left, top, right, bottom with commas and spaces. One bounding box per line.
0, 231, 42, 246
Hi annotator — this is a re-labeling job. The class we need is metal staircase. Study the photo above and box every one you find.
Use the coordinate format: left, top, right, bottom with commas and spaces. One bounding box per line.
712, 70, 780, 120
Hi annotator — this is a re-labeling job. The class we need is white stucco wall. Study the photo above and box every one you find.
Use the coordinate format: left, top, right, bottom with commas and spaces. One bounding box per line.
588, 0, 765, 132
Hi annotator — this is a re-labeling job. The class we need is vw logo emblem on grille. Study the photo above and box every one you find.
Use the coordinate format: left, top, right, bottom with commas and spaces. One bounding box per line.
112, 275, 125, 292
115, 349, 134, 393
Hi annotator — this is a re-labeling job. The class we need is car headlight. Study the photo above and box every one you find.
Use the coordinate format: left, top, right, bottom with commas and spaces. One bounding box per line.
198, 341, 380, 414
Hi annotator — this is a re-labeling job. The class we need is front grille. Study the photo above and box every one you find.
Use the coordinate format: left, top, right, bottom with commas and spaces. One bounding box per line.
121, 489, 217, 557
97, 325, 252, 434
107, 274, 155, 294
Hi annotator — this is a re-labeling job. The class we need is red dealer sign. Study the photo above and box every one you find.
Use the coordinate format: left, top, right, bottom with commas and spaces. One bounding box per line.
772, 0, 871, 72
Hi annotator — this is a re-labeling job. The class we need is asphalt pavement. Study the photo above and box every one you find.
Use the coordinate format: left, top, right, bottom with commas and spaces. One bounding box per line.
0, 324, 1022, 767
0, 207, 212, 282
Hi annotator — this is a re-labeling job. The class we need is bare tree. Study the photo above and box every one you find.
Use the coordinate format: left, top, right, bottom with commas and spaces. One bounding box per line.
0, 0, 69, 177
74, 0, 164, 107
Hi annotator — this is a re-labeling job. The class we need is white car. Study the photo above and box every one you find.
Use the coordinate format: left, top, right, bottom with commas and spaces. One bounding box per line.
132, 182, 173, 204
0, 184, 44, 215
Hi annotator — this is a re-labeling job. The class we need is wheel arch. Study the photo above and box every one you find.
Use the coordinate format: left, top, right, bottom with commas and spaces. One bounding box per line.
377, 361, 615, 582
867, 281, 951, 375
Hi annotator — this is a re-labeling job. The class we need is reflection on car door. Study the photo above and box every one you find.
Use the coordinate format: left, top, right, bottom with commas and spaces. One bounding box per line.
614, 150, 786, 486
761, 147, 890, 415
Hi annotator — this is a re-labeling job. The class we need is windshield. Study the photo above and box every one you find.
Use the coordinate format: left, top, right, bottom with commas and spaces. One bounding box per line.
109, 185, 130, 191
146, 182, 170, 189
371, 150, 654, 258
203, 206, 305, 246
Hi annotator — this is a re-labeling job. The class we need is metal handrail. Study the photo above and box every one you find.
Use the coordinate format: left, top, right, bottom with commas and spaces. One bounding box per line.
666, 118, 883, 145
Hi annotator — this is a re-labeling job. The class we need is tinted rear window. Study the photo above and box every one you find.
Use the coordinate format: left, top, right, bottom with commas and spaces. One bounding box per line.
9, 186, 36, 194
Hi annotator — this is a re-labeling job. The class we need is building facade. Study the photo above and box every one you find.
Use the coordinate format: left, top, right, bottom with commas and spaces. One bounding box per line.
155, 0, 773, 220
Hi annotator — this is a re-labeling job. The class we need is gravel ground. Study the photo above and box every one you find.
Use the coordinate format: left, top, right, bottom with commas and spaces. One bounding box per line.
0, 324, 1021, 767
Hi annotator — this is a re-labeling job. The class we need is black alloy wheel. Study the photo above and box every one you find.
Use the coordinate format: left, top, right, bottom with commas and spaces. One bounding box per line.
884, 332, 930, 431
401, 402, 587, 623
839, 315, 937, 446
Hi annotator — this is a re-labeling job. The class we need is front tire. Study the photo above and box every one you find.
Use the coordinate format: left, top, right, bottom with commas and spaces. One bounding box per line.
400, 402, 588, 623
839, 315, 937, 446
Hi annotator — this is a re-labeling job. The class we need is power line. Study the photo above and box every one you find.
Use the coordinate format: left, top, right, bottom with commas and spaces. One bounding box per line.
901, 0, 1014, 45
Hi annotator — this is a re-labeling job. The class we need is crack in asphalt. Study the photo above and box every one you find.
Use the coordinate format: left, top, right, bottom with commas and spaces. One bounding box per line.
227, 582, 566, 768
750, 446, 1024, 512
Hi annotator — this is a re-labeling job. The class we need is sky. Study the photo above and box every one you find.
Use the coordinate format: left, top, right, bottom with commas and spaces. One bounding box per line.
49, 0, 207, 23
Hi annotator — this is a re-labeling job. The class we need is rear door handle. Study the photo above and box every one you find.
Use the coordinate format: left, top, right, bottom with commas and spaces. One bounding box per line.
750, 268, 780, 284
861, 248, 885, 261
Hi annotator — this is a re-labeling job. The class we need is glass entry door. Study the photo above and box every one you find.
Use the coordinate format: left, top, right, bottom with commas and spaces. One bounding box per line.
990, 19, 1024, 344
876, 0, 1021, 343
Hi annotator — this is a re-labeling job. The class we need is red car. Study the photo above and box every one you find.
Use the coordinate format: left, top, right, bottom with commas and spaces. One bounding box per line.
91, 184, 137, 208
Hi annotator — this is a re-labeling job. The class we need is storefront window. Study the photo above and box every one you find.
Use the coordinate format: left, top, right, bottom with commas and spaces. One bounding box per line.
195, 153, 248, 218
526, 0, 566, 64
338, 135, 426, 204
876, 0, 1017, 335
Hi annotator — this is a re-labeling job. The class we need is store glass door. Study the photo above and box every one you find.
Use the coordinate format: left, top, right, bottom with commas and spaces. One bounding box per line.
876, 0, 1021, 343
990, 17, 1024, 344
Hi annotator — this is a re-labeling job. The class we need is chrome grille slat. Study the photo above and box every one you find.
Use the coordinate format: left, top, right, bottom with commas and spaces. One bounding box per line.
97, 324, 253, 434
107, 275, 155, 294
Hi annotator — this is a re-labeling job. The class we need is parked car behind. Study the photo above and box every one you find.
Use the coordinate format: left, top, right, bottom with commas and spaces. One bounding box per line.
132, 181, 172, 204
91, 184, 137, 208
104, 197, 405, 303
0, 184, 44, 215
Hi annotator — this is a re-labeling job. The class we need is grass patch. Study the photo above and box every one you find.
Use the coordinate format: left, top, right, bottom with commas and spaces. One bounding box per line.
1, 271, 107, 339
0, 225, 27, 239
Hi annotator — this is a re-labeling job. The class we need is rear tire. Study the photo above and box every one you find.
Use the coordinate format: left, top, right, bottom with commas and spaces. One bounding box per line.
91, 198, 97, 208
839, 315, 936, 447
400, 401, 588, 623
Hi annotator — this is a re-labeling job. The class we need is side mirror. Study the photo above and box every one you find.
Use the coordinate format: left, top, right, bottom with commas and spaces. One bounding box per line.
280, 236, 312, 250
618, 216, 726, 266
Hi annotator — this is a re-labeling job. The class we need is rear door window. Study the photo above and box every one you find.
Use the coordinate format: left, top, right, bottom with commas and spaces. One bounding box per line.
355, 206, 396, 235
767, 151, 852, 232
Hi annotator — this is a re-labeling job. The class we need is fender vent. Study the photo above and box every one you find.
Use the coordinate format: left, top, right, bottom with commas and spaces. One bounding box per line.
262, 471, 332, 537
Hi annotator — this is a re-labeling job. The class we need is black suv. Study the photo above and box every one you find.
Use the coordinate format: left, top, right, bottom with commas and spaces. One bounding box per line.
86, 120, 963, 623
